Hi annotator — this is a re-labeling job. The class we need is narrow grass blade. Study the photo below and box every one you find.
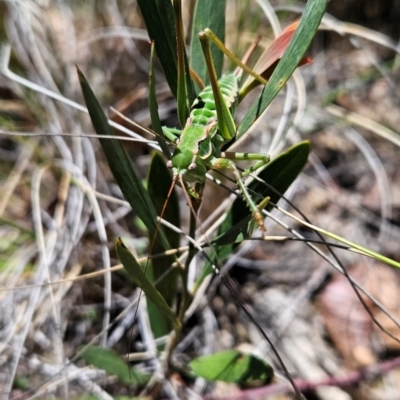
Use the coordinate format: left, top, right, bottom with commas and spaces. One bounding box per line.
190, 0, 226, 88
277, 209, 400, 270
190, 350, 273, 385
237, 0, 328, 139
116, 238, 180, 327
77, 67, 171, 252
147, 151, 180, 338
80, 346, 149, 385
175, 0, 193, 125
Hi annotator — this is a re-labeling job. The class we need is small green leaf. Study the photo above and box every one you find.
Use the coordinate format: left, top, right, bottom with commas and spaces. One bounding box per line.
12, 377, 30, 390
116, 238, 180, 328
190, 0, 226, 88
238, 0, 328, 139
190, 350, 274, 385
80, 346, 149, 385
77, 67, 171, 253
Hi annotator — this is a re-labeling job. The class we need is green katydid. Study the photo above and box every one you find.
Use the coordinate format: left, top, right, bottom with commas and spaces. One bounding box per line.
160, 21, 311, 232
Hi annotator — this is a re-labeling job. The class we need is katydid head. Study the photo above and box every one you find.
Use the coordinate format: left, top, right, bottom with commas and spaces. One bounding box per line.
167, 149, 207, 183
166, 149, 207, 200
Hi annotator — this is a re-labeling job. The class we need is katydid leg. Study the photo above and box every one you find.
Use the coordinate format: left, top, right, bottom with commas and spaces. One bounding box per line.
162, 127, 182, 143
198, 31, 237, 141
209, 157, 266, 232
221, 151, 270, 176
198, 29, 268, 87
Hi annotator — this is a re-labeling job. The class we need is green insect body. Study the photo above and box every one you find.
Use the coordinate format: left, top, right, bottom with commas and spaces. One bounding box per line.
161, 20, 311, 231
166, 74, 237, 181
165, 72, 270, 230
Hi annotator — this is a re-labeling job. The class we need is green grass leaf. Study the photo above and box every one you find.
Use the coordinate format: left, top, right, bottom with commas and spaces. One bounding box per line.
190, 350, 274, 385
77, 67, 171, 252
237, 0, 328, 139
116, 238, 180, 328
80, 346, 149, 385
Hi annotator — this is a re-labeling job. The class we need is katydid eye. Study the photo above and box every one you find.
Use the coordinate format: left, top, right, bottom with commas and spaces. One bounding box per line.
166, 160, 173, 168
188, 162, 196, 171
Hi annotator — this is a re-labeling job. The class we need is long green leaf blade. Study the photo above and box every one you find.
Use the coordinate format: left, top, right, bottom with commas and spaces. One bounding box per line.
136, 0, 178, 99
77, 67, 171, 252
116, 238, 180, 328
190, 0, 226, 87
237, 0, 328, 139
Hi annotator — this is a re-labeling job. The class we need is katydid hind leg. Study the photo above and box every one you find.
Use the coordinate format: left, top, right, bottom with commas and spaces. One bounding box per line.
198, 30, 237, 141
234, 34, 262, 76
199, 24, 312, 101
199, 28, 268, 90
